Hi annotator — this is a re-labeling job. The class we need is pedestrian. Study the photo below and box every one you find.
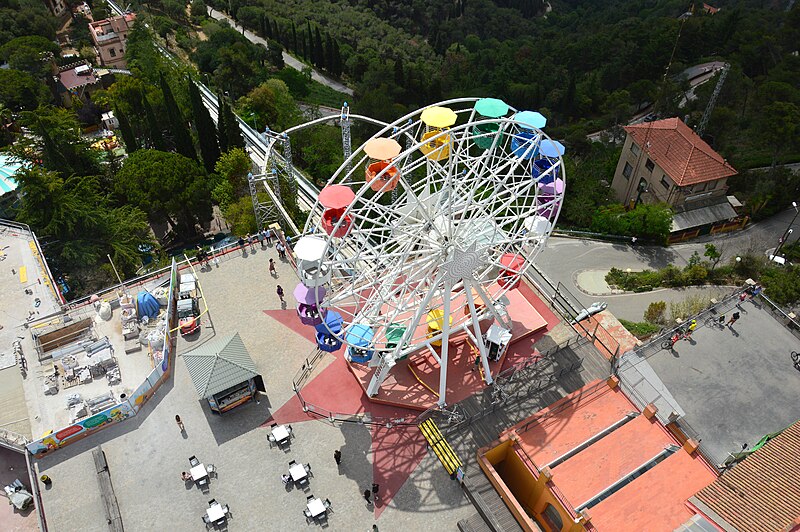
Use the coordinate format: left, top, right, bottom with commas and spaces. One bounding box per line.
334, 449, 342, 465
238, 236, 245, 255
472, 355, 480, 371
751, 284, 762, 298
276, 285, 284, 302
265, 227, 273, 245
175, 414, 184, 431
363, 489, 372, 504
281, 474, 291, 485
718, 314, 725, 326
727, 311, 740, 327
739, 291, 747, 303
269, 258, 276, 276
372, 483, 380, 501
40, 474, 52, 486
684, 319, 697, 339
248, 233, 257, 251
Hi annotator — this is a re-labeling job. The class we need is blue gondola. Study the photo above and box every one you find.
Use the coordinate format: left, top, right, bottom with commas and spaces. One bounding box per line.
315, 311, 343, 352
345, 323, 374, 364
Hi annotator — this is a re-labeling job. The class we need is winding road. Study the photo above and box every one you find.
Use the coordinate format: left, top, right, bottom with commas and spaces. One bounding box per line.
537, 206, 800, 321
206, 7, 354, 96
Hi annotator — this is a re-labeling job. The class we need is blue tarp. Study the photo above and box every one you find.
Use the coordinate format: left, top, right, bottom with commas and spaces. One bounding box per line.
137, 291, 160, 318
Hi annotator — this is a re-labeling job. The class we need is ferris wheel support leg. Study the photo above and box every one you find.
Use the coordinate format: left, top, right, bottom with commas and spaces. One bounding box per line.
465, 284, 493, 385
366, 357, 395, 397
473, 283, 512, 329
437, 279, 454, 408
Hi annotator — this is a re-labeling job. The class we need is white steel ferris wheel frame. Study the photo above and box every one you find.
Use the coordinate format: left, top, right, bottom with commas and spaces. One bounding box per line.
302, 98, 565, 406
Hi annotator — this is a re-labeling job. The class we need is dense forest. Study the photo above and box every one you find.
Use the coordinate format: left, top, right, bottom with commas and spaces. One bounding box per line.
1, 0, 799, 299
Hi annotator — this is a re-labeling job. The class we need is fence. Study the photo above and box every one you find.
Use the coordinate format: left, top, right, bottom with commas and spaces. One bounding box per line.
0, 218, 64, 306
757, 292, 800, 340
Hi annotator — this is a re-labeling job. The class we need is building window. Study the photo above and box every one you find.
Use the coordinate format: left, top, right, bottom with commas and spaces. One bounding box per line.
109, 48, 116, 57
630, 143, 640, 156
645, 158, 655, 172
622, 162, 633, 179
660, 175, 669, 189
694, 183, 707, 193
708, 180, 717, 190
541, 503, 564, 531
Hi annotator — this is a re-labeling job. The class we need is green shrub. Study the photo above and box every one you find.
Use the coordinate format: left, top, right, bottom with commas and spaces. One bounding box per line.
643, 301, 667, 325
619, 319, 661, 339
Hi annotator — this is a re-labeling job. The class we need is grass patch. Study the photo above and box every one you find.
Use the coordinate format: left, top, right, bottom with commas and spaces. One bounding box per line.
619, 319, 661, 339
301, 80, 350, 108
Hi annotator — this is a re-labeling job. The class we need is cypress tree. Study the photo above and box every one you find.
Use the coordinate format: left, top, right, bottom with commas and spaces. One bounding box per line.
216, 96, 229, 154
307, 21, 314, 65
333, 40, 342, 76
141, 92, 166, 151
314, 27, 323, 68
325, 33, 334, 72
159, 72, 195, 160
394, 58, 405, 87
223, 100, 245, 150
265, 14, 273, 39
114, 108, 138, 154
188, 78, 220, 173
291, 21, 298, 53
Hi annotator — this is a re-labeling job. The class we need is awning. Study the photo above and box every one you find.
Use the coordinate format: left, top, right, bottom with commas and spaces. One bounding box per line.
671, 201, 737, 232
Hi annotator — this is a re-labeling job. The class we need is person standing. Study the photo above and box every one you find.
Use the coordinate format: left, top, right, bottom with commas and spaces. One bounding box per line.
175, 415, 185, 432
684, 319, 697, 339
269, 258, 276, 276
276, 285, 284, 302
265, 227, 273, 245
238, 236, 245, 255
363, 489, 372, 504
334, 449, 342, 465
727, 311, 740, 327
371, 483, 380, 502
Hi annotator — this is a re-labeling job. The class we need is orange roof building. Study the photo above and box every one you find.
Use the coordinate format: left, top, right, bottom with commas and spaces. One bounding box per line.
688, 420, 800, 532
610, 117, 740, 234
477, 379, 718, 531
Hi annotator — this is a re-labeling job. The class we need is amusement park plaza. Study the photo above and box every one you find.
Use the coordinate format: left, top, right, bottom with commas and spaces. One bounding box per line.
0, 233, 795, 532
2, 97, 799, 532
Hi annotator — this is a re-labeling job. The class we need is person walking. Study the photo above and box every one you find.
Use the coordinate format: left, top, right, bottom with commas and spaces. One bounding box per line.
363, 489, 372, 504
727, 311, 740, 327
175, 415, 185, 432
276, 285, 285, 302
334, 449, 342, 465
371, 483, 380, 502
276, 242, 285, 260
269, 258, 276, 276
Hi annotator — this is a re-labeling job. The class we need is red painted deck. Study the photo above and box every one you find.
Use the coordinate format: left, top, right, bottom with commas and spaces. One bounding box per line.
348, 283, 553, 409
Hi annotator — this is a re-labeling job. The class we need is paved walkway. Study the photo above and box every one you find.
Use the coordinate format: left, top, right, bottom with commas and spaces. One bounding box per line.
35, 244, 472, 531
207, 7, 354, 96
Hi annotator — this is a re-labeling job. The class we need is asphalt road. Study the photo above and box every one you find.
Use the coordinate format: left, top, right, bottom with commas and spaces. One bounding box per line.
536, 206, 800, 321
207, 7, 354, 96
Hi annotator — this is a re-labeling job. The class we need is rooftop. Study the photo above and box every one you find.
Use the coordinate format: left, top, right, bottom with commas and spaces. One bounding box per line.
624, 118, 737, 186
691, 419, 800, 531
89, 13, 136, 38
183, 332, 259, 398
506, 380, 717, 530
57, 63, 98, 90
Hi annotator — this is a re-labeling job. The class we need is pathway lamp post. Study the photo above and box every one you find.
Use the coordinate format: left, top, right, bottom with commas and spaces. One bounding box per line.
774, 201, 799, 259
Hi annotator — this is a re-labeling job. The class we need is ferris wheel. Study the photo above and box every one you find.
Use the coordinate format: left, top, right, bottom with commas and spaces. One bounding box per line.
291, 97, 566, 406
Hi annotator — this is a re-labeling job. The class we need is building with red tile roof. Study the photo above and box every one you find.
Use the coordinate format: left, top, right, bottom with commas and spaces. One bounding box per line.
610, 117, 741, 236
89, 13, 136, 69
688, 419, 800, 532
477, 378, 719, 531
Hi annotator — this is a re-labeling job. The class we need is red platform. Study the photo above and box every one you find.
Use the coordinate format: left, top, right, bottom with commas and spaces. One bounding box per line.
348, 280, 558, 409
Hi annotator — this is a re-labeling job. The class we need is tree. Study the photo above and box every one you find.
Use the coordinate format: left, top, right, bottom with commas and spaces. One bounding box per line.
0, 35, 59, 78
240, 79, 300, 131
216, 97, 229, 154
115, 107, 138, 153
223, 195, 257, 235
12, 106, 101, 177
115, 150, 213, 237
215, 147, 251, 196
757, 101, 800, 169
314, 26, 323, 68
188, 78, 220, 172
704, 243, 722, 270
14, 166, 153, 280
643, 301, 667, 325
141, 92, 166, 151
160, 72, 196, 160
221, 98, 245, 150
0, 68, 50, 111
190, 0, 207, 24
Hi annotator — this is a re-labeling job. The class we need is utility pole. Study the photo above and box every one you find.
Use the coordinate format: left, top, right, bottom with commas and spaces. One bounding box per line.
696, 63, 730, 137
